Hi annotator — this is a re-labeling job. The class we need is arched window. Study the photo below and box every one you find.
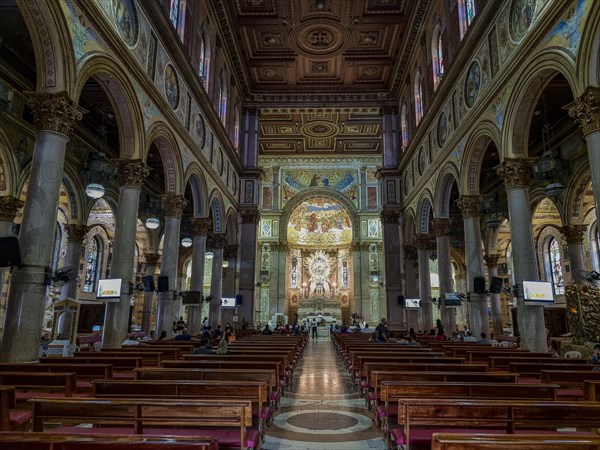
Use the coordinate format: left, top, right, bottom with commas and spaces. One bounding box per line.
414, 68, 423, 126
199, 32, 211, 91
218, 70, 228, 124
169, 0, 179, 29
432, 24, 444, 90
458, 0, 476, 39
233, 105, 240, 150
401, 103, 409, 148
547, 237, 564, 295
83, 236, 102, 293
198, 35, 206, 79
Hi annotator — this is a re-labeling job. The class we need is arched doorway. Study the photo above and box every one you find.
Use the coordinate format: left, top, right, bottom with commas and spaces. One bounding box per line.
286, 195, 353, 324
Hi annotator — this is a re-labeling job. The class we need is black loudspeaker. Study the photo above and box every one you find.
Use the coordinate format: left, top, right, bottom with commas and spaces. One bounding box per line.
474, 276, 486, 294
398, 295, 405, 306
489, 276, 503, 294
157, 276, 169, 293
142, 275, 155, 292
0, 236, 20, 267
235, 294, 242, 305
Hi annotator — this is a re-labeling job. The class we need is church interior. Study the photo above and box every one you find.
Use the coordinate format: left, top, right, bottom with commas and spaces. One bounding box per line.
0, 0, 599, 448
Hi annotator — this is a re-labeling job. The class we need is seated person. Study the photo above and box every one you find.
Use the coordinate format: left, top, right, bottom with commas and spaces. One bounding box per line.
122, 334, 139, 346
463, 331, 477, 342
174, 329, 192, 340
591, 344, 600, 364
157, 330, 168, 340
477, 332, 493, 344
192, 338, 213, 354
261, 324, 273, 335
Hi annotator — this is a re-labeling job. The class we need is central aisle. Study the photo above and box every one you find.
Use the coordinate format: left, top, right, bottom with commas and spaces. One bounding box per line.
262, 332, 385, 449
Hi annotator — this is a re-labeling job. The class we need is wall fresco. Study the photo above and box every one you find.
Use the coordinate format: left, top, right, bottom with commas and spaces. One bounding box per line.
281, 169, 359, 208
287, 197, 352, 247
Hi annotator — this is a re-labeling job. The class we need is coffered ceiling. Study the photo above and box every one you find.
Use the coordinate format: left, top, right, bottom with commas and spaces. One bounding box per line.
213, 0, 429, 156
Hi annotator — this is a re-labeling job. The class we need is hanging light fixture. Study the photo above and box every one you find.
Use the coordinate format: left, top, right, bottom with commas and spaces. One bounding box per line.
140, 193, 162, 229
84, 119, 115, 199
222, 260, 229, 268
145, 217, 160, 229
205, 251, 214, 260
181, 237, 193, 247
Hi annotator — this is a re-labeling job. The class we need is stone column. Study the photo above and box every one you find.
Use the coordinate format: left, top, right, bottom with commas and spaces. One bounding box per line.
1, 92, 83, 362
560, 225, 587, 276
403, 243, 420, 331
57, 224, 89, 339
456, 195, 489, 339
432, 218, 455, 333
415, 233, 432, 330
271, 242, 287, 319
0, 197, 23, 301
208, 234, 226, 327
237, 207, 259, 326
141, 252, 160, 335
381, 208, 403, 326
155, 195, 186, 337
484, 254, 503, 339
496, 159, 546, 351
102, 160, 149, 348
187, 218, 209, 335
220, 244, 238, 325
351, 242, 364, 320
567, 87, 600, 213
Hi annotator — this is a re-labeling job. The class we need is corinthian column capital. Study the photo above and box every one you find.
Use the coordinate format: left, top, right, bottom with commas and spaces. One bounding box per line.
64, 224, 90, 243
431, 218, 453, 237
495, 158, 535, 189
560, 224, 587, 244
192, 217, 210, 236
456, 195, 483, 219
0, 196, 24, 222
565, 86, 600, 137
162, 195, 187, 218
380, 209, 400, 225
414, 233, 431, 250
240, 206, 260, 224
26, 91, 86, 136
144, 252, 161, 266
483, 254, 500, 268
114, 159, 150, 188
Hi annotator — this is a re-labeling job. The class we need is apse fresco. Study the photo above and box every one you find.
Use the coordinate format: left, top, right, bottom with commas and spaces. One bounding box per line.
281, 169, 358, 208
288, 197, 352, 247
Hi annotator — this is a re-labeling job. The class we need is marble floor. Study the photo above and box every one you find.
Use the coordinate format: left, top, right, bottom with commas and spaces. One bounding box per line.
262, 333, 386, 449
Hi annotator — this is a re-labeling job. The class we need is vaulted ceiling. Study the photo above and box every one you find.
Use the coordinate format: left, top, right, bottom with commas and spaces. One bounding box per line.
214, 0, 429, 155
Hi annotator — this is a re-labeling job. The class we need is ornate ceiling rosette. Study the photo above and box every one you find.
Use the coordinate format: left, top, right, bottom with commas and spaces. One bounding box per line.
289, 19, 352, 59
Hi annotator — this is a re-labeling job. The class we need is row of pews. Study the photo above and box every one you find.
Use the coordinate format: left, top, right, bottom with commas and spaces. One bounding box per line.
0, 332, 308, 449
334, 332, 600, 449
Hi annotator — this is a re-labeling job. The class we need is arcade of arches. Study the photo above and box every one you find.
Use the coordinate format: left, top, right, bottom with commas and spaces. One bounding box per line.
0, 0, 599, 362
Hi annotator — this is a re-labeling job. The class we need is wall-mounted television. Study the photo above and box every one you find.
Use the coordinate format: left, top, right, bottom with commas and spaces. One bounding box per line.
220, 297, 236, 309
444, 292, 462, 307
404, 298, 421, 309
523, 281, 554, 305
96, 278, 122, 301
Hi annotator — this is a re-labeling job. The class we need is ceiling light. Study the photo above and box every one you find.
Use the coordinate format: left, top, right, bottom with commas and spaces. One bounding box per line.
205, 251, 214, 260
85, 183, 105, 199
181, 237, 192, 247
222, 260, 229, 268
145, 217, 160, 229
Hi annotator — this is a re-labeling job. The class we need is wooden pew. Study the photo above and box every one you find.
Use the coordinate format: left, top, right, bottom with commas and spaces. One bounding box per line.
78, 350, 164, 366
0, 371, 77, 399
40, 356, 142, 372
431, 433, 600, 449
541, 369, 600, 387
30, 397, 259, 449
108, 347, 181, 360
0, 386, 31, 431
464, 350, 552, 363
92, 379, 270, 433
393, 399, 600, 449
489, 356, 588, 370
161, 360, 284, 385
0, 432, 219, 450
509, 362, 594, 378
585, 380, 600, 401
0, 363, 112, 392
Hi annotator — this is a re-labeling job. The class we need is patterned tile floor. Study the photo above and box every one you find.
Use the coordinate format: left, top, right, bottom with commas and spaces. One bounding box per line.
262, 333, 386, 449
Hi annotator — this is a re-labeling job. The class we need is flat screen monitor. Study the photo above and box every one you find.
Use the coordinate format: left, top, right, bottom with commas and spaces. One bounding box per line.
92, 325, 102, 332
96, 278, 122, 300
220, 297, 236, 309
404, 298, 421, 309
444, 292, 462, 307
523, 281, 554, 304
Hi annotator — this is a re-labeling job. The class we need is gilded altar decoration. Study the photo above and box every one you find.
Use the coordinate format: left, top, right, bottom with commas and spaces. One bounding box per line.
287, 197, 352, 247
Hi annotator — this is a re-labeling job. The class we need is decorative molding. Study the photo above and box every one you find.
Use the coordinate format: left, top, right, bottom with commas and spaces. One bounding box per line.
26, 91, 85, 136
0, 196, 24, 222
162, 195, 187, 218
566, 86, 600, 137
494, 158, 535, 189
114, 159, 150, 188
431, 218, 453, 237
64, 224, 90, 243
192, 217, 210, 236
456, 195, 483, 219
560, 224, 587, 245
144, 252, 161, 266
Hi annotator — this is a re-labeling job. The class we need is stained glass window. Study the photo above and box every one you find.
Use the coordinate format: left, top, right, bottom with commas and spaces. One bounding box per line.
438, 34, 444, 77
198, 37, 205, 79
233, 106, 240, 150
548, 237, 564, 295
466, 0, 476, 26
432, 25, 444, 90
414, 68, 423, 125
84, 236, 100, 293
169, 0, 179, 28
219, 71, 227, 123
458, 0, 476, 39
401, 103, 409, 148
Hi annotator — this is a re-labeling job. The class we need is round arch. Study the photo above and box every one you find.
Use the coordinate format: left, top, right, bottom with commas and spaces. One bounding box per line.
184, 163, 209, 218
575, 0, 600, 89
404, 209, 416, 240
225, 207, 238, 245
74, 55, 145, 160
416, 190, 434, 233
208, 190, 225, 234
145, 123, 184, 195
502, 50, 578, 158
0, 129, 21, 196
564, 161, 592, 225
279, 187, 360, 243
459, 122, 501, 195
434, 163, 460, 218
